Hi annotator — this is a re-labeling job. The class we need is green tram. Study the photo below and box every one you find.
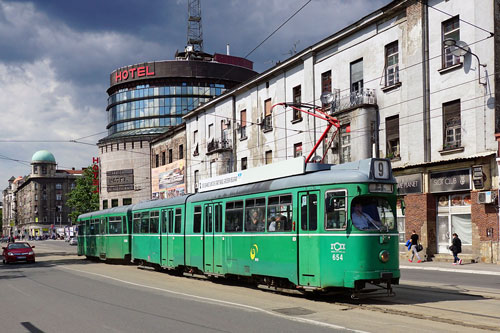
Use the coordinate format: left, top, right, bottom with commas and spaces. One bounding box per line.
77, 206, 132, 261
77, 158, 399, 295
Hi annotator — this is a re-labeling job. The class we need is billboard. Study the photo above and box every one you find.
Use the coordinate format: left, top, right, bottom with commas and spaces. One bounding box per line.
152, 160, 185, 199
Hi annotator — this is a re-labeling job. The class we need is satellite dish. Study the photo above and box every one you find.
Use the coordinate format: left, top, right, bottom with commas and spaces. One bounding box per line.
450, 40, 470, 57
320, 92, 334, 106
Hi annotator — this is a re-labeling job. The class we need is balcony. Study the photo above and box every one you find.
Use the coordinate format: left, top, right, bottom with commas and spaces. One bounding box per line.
207, 138, 232, 155
331, 88, 377, 114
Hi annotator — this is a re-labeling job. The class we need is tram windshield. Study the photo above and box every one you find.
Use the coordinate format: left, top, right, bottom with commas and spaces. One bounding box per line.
351, 197, 395, 231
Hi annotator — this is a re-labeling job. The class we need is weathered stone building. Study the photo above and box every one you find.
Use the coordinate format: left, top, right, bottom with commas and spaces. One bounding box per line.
184, 0, 500, 263
13, 150, 82, 237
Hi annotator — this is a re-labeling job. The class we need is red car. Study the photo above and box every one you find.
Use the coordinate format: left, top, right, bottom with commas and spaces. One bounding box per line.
2, 242, 36, 264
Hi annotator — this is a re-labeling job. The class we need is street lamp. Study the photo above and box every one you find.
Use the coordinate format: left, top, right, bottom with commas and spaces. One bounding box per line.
443, 38, 487, 85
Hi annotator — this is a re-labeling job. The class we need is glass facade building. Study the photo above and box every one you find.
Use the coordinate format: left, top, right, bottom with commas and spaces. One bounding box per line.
107, 82, 227, 137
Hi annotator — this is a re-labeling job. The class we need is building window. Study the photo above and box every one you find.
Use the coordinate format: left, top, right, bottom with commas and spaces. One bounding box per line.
210, 161, 216, 177
123, 198, 132, 205
385, 41, 399, 86
292, 85, 302, 121
321, 70, 331, 93
294, 142, 303, 157
240, 109, 247, 139
55, 183, 62, 190
56, 194, 62, 201
194, 170, 199, 192
111, 199, 119, 207
442, 16, 460, 68
161, 151, 166, 165
208, 123, 214, 138
34, 166, 38, 174
71, 183, 75, 189
340, 124, 351, 163
103, 200, 108, 209
116, 143, 119, 151
241, 157, 247, 170
35, 194, 38, 201
155, 154, 159, 168
42, 166, 47, 175
179, 144, 184, 159
263, 99, 272, 131
265, 150, 272, 165
350, 59, 363, 94
34, 183, 38, 190
386, 115, 400, 159
168, 149, 173, 163
132, 141, 135, 149
443, 100, 461, 150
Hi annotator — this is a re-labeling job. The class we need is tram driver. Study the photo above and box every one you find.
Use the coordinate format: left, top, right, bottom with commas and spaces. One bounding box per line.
247, 209, 265, 231
351, 203, 381, 230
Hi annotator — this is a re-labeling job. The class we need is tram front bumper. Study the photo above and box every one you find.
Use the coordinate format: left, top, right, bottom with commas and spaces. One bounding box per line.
344, 269, 400, 288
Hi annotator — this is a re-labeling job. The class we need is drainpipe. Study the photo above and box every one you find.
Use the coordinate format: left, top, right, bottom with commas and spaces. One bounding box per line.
232, 95, 237, 172
422, 0, 431, 162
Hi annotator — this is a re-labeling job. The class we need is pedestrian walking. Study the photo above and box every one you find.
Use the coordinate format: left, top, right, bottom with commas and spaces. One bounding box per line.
449, 233, 462, 265
408, 230, 422, 263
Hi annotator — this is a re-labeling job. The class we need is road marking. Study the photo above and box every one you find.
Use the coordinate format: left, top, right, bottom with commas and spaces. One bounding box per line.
60, 266, 368, 333
8, 284, 31, 297
400, 265, 500, 276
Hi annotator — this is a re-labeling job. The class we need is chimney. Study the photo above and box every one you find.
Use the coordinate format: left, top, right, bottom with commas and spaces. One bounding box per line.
226, 43, 230, 55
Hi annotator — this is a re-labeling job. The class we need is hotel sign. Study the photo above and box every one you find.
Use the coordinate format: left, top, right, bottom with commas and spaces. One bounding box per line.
107, 169, 134, 192
115, 65, 155, 83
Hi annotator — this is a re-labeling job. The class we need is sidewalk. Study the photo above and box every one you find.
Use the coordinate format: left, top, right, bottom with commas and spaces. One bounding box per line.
400, 260, 500, 276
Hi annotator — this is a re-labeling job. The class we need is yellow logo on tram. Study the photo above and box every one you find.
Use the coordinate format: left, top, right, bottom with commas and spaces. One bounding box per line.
250, 244, 258, 260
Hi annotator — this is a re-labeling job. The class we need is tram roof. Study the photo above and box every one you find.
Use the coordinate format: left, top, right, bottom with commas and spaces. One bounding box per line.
187, 158, 395, 203
132, 195, 190, 211
78, 205, 132, 219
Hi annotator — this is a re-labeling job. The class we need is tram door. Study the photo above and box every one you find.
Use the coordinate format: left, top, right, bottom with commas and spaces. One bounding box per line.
99, 217, 107, 258
297, 191, 321, 287
160, 209, 175, 268
203, 204, 214, 273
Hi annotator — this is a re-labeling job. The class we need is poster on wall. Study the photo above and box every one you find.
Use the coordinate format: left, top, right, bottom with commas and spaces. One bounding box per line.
151, 160, 185, 199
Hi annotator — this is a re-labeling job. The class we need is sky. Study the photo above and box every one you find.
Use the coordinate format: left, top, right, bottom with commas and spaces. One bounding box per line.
0, 0, 392, 191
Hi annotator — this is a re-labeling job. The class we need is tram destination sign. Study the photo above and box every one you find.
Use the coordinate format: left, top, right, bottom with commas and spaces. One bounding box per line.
107, 169, 134, 192
396, 174, 422, 195
429, 169, 471, 193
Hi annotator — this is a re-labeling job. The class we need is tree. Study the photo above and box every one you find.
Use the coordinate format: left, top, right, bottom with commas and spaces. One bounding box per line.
67, 166, 99, 223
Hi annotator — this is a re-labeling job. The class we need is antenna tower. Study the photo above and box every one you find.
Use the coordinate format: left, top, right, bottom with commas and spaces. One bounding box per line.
187, 0, 203, 52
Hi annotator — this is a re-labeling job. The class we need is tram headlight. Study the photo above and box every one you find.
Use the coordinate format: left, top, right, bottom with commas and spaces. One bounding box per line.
379, 250, 390, 263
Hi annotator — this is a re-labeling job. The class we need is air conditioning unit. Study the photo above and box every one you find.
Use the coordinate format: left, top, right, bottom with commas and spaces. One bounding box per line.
478, 191, 496, 204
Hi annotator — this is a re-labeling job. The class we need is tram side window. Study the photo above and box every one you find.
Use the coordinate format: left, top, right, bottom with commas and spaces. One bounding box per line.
225, 201, 243, 232
161, 212, 167, 234
267, 194, 292, 231
141, 212, 150, 233
100, 218, 106, 234
205, 205, 213, 233
150, 211, 159, 233
214, 204, 222, 232
133, 213, 141, 234
245, 198, 266, 232
175, 208, 182, 233
193, 206, 202, 233
325, 190, 347, 230
109, 216, 122, 234
168, 210, 174, 233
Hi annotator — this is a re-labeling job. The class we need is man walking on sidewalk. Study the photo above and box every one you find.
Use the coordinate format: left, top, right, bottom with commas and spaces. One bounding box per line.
409, 230, 422, 263
450, 233, 462, 265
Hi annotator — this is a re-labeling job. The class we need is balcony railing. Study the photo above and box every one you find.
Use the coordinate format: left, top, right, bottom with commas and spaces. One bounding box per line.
207, 138, 232, 154
331, 88, 377, 114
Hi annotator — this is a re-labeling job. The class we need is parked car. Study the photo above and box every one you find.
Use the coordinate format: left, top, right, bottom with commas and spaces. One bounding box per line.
2, 242, 36, 264
69, 237, 77, 246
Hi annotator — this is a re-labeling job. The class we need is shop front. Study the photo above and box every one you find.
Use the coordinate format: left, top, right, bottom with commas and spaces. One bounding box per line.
430, 169, 472, 254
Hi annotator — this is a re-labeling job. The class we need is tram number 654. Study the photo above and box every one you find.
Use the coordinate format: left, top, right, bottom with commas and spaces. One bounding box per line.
332, 253, 344, 261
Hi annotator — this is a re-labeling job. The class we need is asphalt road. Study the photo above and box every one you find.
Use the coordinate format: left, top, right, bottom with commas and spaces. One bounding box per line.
1, 241, 499, 333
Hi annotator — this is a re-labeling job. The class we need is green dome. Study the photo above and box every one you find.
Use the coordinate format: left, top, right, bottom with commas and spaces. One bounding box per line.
31, 150, 56, 163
